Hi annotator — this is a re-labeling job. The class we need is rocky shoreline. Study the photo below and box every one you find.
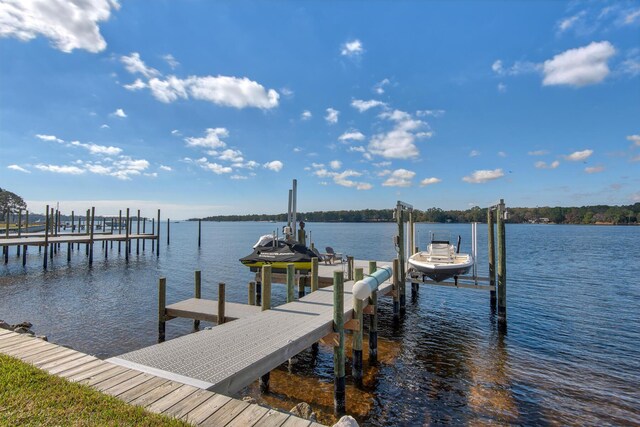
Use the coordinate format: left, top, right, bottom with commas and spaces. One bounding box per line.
0, 319, 47, 341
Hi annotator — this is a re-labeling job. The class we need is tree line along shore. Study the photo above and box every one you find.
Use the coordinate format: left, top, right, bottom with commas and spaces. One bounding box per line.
194, 203, 640, 225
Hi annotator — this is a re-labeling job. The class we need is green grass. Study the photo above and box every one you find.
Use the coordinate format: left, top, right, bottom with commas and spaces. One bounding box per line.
0, 354, 190, 426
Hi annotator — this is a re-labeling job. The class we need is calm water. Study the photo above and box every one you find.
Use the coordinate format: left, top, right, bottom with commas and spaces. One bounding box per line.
1, 222, 639, 425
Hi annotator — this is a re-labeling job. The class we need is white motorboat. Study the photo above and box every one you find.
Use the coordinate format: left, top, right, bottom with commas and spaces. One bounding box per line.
408, 232, 474, 282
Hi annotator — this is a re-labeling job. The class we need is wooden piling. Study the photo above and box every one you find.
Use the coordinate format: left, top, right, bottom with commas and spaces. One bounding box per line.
118, 210, 122, 253
194, 270, 202, 329
136, 209, 140, 255
166, 218, 170, 246
497, 200, 507, 323
488, 207, 496, 309
84, 209, 89, 256
151, 218, 155, 253
248, 281, 256, 306
333, 270, 346, 416
156, 210, 160, 257
286, 263, 295, 303
311, 257, 319, 292
158, 277, 167, 342
392, 258, 400, 320
368, 260, 378, 363
260, 265, 272, 392
88, 207, 95, 266
218, 283, 226, 325
16, 209, 21, 256
125, 208, 130, 262
347, 256, 354, 281
352, 267, 364, 386
396, 205, 406, 314
298, 275, 305, 298
198, 219, 202, 247
43, 205, 49, 269
3, 209, 7, 264
51, 208, 56, 257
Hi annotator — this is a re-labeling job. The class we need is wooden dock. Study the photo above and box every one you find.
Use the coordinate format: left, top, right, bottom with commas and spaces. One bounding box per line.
0, 233, 156, 246
109, 261, 393, 396
0, 329, 322, 426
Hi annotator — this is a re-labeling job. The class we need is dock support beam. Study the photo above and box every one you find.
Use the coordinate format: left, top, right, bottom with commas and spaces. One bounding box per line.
218, 283, 226, 325
333, 271, 346, 416
156, 210, 160, 257
368, 261, 378, 364
311, 257, 318, 292
43, 204, 49, 270
497, 199, 507, 326
392, 258, 400, 320
396, 203, 406, 314
136, 209, 140, 255
488, 207, 496, 309
167, 219, 170, 246
125, 208, 130, 262
347, 256, 354, 281
286, 263, 295, 303
88, 207, 95, 266
352, 267, 364, 387
158, 277, 167, 343
260, 265, 272, 392
194, 270, 201, 329
198, 219, 202, 248
248, 281, 256, 306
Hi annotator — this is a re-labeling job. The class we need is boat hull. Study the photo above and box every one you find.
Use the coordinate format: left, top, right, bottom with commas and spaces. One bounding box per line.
408, 252, 474, 282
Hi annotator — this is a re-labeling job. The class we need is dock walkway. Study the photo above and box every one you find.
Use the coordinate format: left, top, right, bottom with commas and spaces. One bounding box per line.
0, 233, 156, 246
109, 261, 392, 395
0, 329, 321, 426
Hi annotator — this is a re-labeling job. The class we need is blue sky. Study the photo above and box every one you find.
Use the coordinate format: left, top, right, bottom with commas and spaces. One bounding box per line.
1, 0, 639, 219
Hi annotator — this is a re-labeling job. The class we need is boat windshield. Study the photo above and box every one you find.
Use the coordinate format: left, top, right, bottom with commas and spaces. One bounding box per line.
430, 231, 451, 244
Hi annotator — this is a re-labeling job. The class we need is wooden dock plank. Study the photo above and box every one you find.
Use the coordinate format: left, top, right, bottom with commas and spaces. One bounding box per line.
1, 338, 51, 356
116, 376, 168, 403
166, 298, 261, 323
227, 403, 271, 426
101, 372, 153, 396
0, 335, 32, 350
46, 354, 97, 375
57, 359, 105, 378
200, 398, 249, 426
145, 384, 199, 414
163, 388, 213, 419
88, 368, 140, 390
183, 393, 232, 424
66, 362, 121, 382
281, 416, 312, 427
35, 351, 87, 371
26, 347, 78, 365
253, 409, 291, 427
18, 345, 68, 363
129, 379, 184, 408
0, 329, 16, 337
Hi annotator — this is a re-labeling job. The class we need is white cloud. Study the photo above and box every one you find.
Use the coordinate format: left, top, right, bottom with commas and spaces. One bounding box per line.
112, 108, 127, 118
230, 174, 248, 180
329, 160, 342, 170
36, 134, 63, 143
623, 8, 640, 25
462, 168, 504, 184
557, 12, 585, 33
264, 160, 283, 172
349, 146, 366, 153
0, 0, 118, 53
188, 157, 232, 175
351, 99, 386, 112
492, 59, 539, 76
123, 79, 147, 91
109, 157, 150, 180
416, 109, 445, 118
162, 54, 179, 69
498, 82, 507, 93
280, 87, 294, 98
338, 130, 365, 142
564, 149, 593, 161
420, 177, 441, 186
528, 150, 549, 156
309, 164, 371, 190
535, 160, 560, 169
100, 124, 110, 129
159, 165, 172, 172
7, 164, 29, 173
185, 128, 228, 149
171, 129, 181, 136
341, 39, 363, 57
373, 78, 390, 94
69, 141, 122, 156
585, 165, 604, 174
122, 54, 279, 109
325, 108, 339, 124
627, 134, 640, 146
121, 52, 159, 78
621, 58, 640, 76
218, 149, 244, 163
35, 164, 84, 175
469, 150, 480, 157
382, 169, 416, 187
543, 41, 615, 87
368, 110, 429, 159
301, 110, 312, 120
377, 170, 391, 177
492, 60, 503, 74
498, 151, 507, 157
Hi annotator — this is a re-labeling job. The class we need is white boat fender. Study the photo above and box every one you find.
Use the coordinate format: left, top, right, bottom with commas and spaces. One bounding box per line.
352, 266, 393, 300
